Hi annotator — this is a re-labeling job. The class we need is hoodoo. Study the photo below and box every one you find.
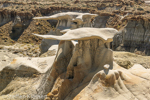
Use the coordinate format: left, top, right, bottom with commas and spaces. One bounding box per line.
33, 27, 118, 100
33, 12, 98, 54
1, 1, 150, 99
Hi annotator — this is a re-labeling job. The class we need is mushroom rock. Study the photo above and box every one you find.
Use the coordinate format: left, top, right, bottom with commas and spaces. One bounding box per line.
33, 27, 117, 42
35, 27, 150, 100
33, 12, 98, 29
33, 12, 98, 54
32, 27, 118, 100
1, 27, 150, 100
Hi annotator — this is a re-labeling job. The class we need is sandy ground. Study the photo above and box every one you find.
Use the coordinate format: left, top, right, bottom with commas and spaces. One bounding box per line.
114, 51, 150, 69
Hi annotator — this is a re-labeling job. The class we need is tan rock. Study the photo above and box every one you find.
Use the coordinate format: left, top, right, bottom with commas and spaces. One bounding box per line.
33, 12, 98, 54
33, 27, 118, 42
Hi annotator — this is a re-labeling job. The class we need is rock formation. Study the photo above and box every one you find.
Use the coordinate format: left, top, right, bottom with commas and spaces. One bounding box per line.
36, 28, 117, 100
33, 27, 150, 100
1, 21, 150, 100
113, 19, 150, 55
33, 12, 98, 54
0, 56, 55, 100
1, 1, 150, 99
0, 27, 117, 100
73, 64, 150, 100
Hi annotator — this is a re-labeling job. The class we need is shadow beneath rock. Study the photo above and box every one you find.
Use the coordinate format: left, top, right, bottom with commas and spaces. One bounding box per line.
9, 16, 31, 41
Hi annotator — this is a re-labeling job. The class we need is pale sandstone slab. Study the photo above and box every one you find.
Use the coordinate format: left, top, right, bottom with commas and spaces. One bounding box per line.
33, 27, 118, 42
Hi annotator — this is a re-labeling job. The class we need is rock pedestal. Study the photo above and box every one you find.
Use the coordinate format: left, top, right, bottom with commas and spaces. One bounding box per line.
33, 12, 98, 54
33, 27, 117, 100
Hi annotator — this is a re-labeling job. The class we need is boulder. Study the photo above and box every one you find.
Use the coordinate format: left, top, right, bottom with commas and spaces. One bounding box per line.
0, 56, 55, 100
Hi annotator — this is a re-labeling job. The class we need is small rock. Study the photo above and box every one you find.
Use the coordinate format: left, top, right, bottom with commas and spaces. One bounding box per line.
104, 64, 110, 70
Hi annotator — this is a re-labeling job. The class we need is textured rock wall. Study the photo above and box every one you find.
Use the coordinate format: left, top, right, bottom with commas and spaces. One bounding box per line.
113, 19, 150, 55
0, 3, 17, 8
0, 9, 33, 26
0, 10, 12, 26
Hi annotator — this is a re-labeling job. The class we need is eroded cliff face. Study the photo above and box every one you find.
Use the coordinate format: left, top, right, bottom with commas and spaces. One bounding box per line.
113, 19, 150, 55
0, 10, 12, 26
0, 8, 33, 26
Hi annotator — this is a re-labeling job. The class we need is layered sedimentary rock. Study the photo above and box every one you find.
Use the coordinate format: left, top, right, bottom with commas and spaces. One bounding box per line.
113, 19, 150, 55
0, 9, 33, 27
0, 10, 12, 26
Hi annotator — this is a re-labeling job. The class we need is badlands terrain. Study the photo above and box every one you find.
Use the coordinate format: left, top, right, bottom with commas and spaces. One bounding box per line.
1, 0, 150, 100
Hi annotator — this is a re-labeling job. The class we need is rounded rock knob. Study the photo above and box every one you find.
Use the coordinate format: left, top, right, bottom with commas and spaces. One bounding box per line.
104, 64, 110, 70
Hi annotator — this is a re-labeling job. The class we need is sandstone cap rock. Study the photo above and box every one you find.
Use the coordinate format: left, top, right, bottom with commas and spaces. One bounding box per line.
33, 27, 118, 42
33, 12, 98, 21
